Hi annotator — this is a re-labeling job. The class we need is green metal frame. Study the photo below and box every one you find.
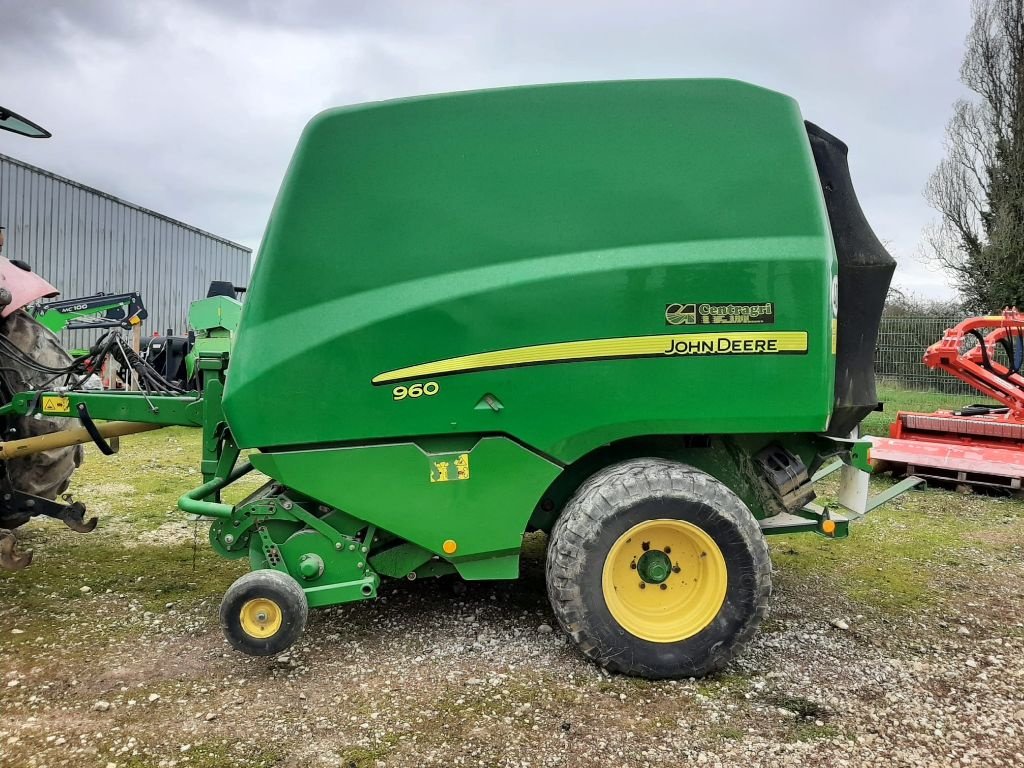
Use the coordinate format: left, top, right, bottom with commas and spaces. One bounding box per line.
0, 390, 202, 426
32, 293, 144, 336
0, 81, 923, 617
184, 296, 241, 381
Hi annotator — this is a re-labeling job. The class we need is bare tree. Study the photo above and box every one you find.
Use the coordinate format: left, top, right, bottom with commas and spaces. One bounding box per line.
884, 285, 964, 317
926, 0, 1024, 311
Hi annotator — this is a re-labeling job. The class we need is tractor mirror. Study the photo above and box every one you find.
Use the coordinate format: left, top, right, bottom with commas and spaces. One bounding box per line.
0, 107, 51, 139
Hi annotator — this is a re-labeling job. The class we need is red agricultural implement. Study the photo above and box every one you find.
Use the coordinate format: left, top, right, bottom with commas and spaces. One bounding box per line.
871, 311, 1024, 490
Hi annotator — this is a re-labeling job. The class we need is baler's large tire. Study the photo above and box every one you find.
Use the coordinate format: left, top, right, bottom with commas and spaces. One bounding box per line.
220, 569, 308, 656
545, 458, 771, 679
0, 311, 82, 501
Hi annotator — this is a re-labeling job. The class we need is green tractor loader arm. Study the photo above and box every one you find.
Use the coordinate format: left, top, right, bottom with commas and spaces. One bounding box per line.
31, 291, 147, 335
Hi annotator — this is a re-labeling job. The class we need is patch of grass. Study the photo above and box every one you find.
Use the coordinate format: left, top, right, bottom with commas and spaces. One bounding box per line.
764, 694, 828, 720
70, 427, 204, 530
2, 534, 245, 611
789, 723, 840, 742
122, 744, 283, 768
339, 740, 398, 768
66, 427, 265, 531
1, 425, 261, 644
437, 677, 578, 722
773, 383, 1024, 615
771, 479, 1021, 611
695, 671, 750, 699
764, 694, 838, 743
708, 725, 745, 741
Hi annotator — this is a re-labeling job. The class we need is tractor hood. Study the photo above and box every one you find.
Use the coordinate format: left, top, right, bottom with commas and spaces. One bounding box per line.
0, 257, 59, 318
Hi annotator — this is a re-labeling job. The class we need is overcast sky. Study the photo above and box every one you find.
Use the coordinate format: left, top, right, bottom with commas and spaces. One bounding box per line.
0, 0, 972, 299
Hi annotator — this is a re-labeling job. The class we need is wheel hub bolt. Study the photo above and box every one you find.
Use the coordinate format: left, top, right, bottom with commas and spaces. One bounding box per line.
297, 553, 325, 580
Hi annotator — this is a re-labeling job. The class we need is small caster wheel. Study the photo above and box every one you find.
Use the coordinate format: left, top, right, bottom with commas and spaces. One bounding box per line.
220, 569, 308, 656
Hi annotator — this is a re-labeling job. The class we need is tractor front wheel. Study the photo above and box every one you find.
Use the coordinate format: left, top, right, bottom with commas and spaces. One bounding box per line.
220, 569, 308, 656
545, 458, 771, 679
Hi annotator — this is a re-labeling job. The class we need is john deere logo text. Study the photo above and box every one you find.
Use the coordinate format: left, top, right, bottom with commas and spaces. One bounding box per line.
666, 302, 775, 326
658, 331, 805, 357
664, 335, 780, 355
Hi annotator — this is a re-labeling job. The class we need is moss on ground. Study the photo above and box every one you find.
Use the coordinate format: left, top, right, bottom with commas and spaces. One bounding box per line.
695, 672, 750, 698
0, 426, 250, 645
771, 473, 1024, 613
708, 725, 745, 741
122, 744, 283, 768
774, 381, 1024, 614
787, 723, 841, 742
338, 736, 401, 767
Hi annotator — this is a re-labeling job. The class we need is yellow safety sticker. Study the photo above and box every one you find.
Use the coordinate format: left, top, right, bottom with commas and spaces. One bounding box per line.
430, 453, 470, 483
41, 395, 71, 415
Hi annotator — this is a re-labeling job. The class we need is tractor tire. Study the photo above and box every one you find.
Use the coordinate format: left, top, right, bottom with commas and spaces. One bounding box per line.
220, 569, 308, 656
0, 311, 82, 502
545, 458, 771, 679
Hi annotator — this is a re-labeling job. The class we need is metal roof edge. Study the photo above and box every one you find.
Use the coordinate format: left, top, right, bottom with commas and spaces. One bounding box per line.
0, 152, 252, 254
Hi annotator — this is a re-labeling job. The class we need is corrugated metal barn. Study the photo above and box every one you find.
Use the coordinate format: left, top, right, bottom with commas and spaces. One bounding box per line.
0, 153, 251, 350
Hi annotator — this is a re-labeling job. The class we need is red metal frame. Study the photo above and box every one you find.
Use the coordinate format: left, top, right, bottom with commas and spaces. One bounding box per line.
922, 310, 1024, 417
870, 310, 1024, 489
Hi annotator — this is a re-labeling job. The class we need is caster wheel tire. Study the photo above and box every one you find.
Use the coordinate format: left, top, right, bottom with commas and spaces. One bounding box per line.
546, 458, 771, 679
220, 569, 308, 656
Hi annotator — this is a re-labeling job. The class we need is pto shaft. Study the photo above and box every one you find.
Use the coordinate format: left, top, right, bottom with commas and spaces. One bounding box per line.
0, 421, 163, 460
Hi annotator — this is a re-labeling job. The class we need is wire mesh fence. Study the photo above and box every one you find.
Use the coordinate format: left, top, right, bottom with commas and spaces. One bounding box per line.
875, 316, 976, 395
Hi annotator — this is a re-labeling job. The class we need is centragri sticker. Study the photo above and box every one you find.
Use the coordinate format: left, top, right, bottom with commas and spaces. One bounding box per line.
665, 302, 775, 326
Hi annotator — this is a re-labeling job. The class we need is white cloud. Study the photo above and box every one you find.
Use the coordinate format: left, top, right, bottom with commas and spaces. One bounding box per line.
0, 0, 973, 298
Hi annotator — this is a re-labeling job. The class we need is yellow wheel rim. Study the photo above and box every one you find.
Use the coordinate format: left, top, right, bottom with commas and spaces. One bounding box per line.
601, 519, 728, 643
239, 597, 283, 639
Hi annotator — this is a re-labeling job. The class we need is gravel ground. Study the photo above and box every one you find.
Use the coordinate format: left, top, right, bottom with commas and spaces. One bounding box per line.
1, 429, 1023, 768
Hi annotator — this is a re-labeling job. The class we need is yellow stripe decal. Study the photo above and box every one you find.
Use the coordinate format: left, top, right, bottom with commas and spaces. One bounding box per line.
372, 331, 808, 385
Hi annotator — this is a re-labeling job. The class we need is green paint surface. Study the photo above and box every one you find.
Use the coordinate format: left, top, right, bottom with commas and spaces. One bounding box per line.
249, 437, 560, 576
224, 79, 836, 463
